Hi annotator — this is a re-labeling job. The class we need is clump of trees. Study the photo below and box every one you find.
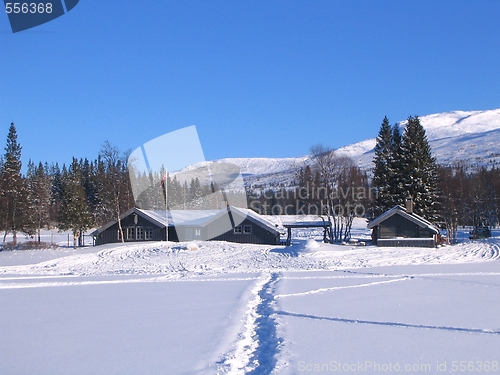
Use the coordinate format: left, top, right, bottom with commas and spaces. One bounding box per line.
372, 116, 440, 222
0, 123, 134, 248
248, 146, 370, 243
437, 163, 500, 243
306, 145, 369, 242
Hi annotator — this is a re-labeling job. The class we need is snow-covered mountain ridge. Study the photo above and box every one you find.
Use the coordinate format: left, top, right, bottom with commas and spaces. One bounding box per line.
214, 108, 500, 186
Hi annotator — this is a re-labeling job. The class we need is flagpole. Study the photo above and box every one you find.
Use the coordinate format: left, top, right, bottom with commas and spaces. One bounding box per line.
166, 172, 169, 242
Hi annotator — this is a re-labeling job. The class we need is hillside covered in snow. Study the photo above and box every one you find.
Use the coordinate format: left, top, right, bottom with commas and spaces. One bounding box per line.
212, 109, 500, 187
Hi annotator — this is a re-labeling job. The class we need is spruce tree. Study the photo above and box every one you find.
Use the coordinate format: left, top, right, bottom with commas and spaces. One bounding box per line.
400, 116, 440, 221
372, 116, 393, 217
26, 161, 52, 242
387, 123, 406, 208
50, 163, 64, 225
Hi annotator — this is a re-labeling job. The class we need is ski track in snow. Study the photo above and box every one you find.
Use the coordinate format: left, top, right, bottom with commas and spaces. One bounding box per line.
275, 277, 410, 298
276, 266, 500, 337
217, 272, 282, 375
275, 311, 500, 336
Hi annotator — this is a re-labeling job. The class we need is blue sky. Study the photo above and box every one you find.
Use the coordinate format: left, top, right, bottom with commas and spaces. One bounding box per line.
1, 0, 499, 168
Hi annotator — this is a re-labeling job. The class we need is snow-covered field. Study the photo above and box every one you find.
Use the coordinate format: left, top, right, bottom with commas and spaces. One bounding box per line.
1, 220, 500, 374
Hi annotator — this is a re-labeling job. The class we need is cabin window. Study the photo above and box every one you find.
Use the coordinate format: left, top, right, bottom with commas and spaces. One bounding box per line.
195, 228, 201, 237
234, 226, 242, 234
244, 225, 252, 234
144, 227, 153, 240
117, 230, 123, 241
136, 227, 144, 240
126, 227, 135, 240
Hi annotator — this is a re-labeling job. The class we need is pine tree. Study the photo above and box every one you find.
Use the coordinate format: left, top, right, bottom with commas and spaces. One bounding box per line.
0, 123, 27, 245
0, 155, 4, 235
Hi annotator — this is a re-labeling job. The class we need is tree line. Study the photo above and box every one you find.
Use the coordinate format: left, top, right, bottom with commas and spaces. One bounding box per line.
0, 124, 136, 248
437, 163, 500, 243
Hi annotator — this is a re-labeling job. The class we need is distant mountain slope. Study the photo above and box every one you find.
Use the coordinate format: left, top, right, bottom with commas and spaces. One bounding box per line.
339, 108, 500, 170
211, 108, 500, 187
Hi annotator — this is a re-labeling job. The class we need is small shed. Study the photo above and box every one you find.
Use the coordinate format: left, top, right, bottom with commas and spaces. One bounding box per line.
367, 205, 440, 247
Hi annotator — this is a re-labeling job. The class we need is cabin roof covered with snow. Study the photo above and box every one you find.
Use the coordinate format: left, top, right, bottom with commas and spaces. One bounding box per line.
92, 206, 279, 235
367, 205, 439, 234
174, 206, 279, 234
282, 220, 332, 228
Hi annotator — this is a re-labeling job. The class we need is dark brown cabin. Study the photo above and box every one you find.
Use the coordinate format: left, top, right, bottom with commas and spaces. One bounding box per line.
92, 206, 280, 246
367, 205, 440, 247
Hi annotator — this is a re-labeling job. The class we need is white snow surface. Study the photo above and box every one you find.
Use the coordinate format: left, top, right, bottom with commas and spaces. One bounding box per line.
1, 220, 500, 374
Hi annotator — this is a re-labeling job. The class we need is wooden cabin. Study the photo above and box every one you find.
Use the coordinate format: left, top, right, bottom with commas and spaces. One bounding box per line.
367, 205, 440, 247
92, 206, 281, 246
174, 206, 280, 245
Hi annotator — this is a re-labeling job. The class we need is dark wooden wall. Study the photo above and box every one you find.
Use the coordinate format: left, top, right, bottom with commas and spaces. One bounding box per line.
378, 214, 432, 239
207, 211, 280, 245
95, 213, 178, 245
95, 210, 279, 246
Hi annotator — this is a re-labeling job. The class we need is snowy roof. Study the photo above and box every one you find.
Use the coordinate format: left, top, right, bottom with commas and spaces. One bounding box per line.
367, 205, 440, 234
91, 207, 151, 235
171, 209, 225, 227
174, 206, 280, 235
93, 206, 279, 235
142, 209, 220, 227
92, 207, 219, 235
282, 220, 332, 228
232, 206, 279, 231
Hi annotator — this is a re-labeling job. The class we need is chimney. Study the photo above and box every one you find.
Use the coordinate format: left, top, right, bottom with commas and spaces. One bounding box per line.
405, 197, 414, 214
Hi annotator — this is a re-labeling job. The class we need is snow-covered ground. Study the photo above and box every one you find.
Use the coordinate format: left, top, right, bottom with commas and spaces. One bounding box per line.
1, 220, 500, 374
